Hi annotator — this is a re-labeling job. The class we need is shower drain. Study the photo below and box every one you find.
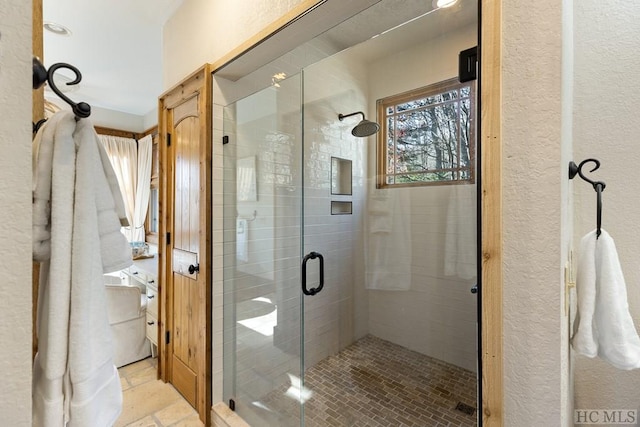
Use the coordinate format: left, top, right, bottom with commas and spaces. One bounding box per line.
455, 401, 476, 416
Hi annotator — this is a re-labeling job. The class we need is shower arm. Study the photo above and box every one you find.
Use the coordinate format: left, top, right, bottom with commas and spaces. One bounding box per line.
338, 111, 365, 122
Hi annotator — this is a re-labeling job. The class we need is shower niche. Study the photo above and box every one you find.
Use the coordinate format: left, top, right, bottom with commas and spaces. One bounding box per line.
330, 201, 352, 215
331, 156, 352, 195
331, 157, 352, 214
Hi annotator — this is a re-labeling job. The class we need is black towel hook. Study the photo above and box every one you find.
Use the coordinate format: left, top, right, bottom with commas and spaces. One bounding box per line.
32, 57, 91, 120
569, 159, 606, 238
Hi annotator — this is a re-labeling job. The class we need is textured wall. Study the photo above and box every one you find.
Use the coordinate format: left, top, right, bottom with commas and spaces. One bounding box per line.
573, 0, 640, 415
561, 0, 574, 422
163, 0, 307, 89
0, 1, 33, 425
502, 0, 570, 424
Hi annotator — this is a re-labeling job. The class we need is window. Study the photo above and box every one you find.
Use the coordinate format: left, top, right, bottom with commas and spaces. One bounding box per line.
376, 78, 475, 188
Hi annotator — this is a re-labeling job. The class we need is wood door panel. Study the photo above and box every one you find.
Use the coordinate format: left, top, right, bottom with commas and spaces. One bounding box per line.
189, 124, 200, 253
173, 273, 200, 371
174, 116, 199, 252
186, 275, 200, 371
173, 273, 184, 362
172, 353, 197, 407
159, 65, 212, 426
170, 94, 205, 417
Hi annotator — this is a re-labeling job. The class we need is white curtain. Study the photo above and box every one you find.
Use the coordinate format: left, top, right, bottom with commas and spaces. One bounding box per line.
99, 134, 138, 242
133, 135, 152, 242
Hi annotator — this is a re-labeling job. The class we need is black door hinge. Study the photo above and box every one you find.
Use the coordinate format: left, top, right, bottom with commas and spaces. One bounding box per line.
165, 330, 170, 344
166, 232, 171, 245
222, 135, 229, 145
229, 399, 235, 411
167, 132, 172, 147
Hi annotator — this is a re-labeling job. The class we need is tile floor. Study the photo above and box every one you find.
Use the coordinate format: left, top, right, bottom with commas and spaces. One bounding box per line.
115, 357, 203, 427
119, 337, 476, 426
249, 335, 478, 427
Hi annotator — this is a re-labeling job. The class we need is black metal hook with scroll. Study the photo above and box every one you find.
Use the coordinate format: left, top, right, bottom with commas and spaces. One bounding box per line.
569, 158, 606, 238
32, 57, 91, 132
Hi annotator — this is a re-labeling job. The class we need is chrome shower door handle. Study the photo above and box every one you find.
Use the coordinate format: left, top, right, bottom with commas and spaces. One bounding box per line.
301, 251, 324, 296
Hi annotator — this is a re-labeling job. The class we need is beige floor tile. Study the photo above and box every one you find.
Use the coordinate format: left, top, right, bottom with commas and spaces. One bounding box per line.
127, 365, 158, 387
124, 415, 159, 427
120, 374, 131, 391
115, 379, 184, 427
119, 359, 152, 377
154, 400, 198, 426
170, 414, 204, 427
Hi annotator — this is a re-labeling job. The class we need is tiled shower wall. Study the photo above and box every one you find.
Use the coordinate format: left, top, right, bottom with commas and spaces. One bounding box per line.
366, 24, 478, 372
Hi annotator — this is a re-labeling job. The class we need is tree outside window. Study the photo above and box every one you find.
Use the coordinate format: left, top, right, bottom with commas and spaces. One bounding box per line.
376, 78, 475, 188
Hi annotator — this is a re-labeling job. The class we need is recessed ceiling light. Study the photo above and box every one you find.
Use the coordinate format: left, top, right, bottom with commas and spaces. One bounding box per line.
44, 21, 72, 36
433, 0, 458, 9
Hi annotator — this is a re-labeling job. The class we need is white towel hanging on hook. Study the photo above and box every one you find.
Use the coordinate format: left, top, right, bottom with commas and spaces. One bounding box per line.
572, 229, 640, 370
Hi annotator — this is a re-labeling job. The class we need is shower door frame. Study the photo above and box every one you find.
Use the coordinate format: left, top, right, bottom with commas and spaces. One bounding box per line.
210, 0, 504, 425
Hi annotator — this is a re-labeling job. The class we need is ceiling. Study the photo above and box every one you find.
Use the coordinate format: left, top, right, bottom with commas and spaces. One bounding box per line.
42, 0, 475, 121
43, 0, 183, 117
218, 0, 476, 105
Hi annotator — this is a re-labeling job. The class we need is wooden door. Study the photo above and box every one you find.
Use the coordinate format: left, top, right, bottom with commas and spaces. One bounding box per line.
159, 66, 212, 425
170, 95, 201, 407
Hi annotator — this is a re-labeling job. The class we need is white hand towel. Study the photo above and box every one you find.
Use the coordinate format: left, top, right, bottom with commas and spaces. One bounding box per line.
572, 229, 640, 370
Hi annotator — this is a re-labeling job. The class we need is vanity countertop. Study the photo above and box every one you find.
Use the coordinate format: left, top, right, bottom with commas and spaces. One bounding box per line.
132, 255, 158, 278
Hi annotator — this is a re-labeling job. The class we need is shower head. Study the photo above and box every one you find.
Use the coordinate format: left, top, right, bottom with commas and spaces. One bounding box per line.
338, 111, 380, 137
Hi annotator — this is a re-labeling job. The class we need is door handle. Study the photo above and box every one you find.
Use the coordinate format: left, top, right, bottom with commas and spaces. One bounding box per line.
188, 264, 200, 274
471, 284, 478, 294
301, 251, 324, 296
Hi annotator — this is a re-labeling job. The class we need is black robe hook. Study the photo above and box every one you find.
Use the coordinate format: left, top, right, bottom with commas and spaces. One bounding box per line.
32, 57, 91, 120
569, 159, 606, 238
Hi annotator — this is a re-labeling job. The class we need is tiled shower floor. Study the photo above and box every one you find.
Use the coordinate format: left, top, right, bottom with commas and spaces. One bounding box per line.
260, 335, 477, 427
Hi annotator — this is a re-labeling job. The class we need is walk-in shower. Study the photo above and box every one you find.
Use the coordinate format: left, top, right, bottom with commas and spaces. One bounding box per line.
216, 1, 479, 426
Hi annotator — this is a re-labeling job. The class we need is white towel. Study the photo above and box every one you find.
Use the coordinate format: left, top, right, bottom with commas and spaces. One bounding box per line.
32, 111, 131, 427
365, 190, 411, 290
368, 196, 392, 233
572, 229, 640, 370
444, 184, 477, 279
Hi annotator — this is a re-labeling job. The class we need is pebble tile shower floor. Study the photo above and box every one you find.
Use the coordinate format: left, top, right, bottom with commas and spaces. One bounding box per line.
262, 335, 477, 427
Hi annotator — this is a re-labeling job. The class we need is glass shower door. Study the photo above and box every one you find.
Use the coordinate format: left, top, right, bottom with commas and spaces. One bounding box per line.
222, 74, 305, 426
298, 3, 479, 426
